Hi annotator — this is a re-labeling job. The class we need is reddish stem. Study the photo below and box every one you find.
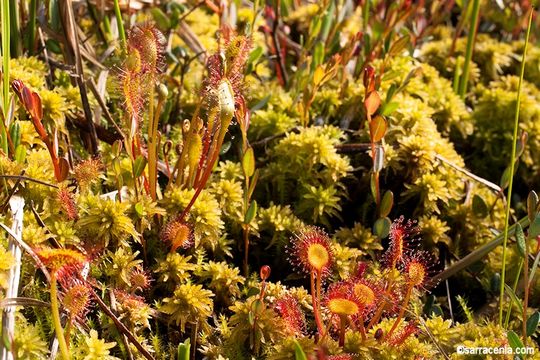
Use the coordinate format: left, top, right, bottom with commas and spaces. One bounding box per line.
339, 315, 347, 347
358, 314, 366, 341
310, 271, 324, 339
385, 285, 412, 340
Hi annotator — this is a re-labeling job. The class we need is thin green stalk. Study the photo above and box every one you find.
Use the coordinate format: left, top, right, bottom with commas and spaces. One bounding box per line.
50, 274, 70, 360
452, 56, 462, 94
1, 0, 10, 154
8, 0, 20, 57
1, 0, 10, 113
26, 0, 37, 54
498, 9, 533, 327
113, 0, 126, 52
457, 0, 480, 98
148, 87, 161, 201
523, 237, 530, 344
363, 0, 370, 30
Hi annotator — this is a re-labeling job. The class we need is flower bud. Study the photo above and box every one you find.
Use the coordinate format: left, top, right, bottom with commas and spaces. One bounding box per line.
260, 265, 271, 281
157, 83, 168, 101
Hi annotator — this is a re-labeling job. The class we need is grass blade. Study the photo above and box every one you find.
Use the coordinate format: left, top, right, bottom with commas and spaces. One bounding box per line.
457, 0, 480, 98
1, 0, 10, 153
113, 0, 127, 52
26, 0, 37, 54
427, 216, 529, 287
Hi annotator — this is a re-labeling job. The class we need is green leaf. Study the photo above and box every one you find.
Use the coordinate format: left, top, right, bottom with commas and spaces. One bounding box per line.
244, 201, 258, 225
14, 144, 26, 164
373, 217, 391, 239
293, 340, 308, 360
504, 284, 523, 313
247, 46, 263, 66
242, 147, 255, 177
472, 194, 488, 218
381, 101, 399, 116
177, 338, 190, 360
527, 190, 538, 222
247, 169, 259, 200
134, 202, 144, 218
507, 330, 525, 359
220, 141, 231, 155
150, 8, 171, 30
528, 251, 540, 288
251, 298, 264, 315
499, 165, 514, 189
422, 294, 435, 315
490, 273, 501, 294
380, 190, 394, 218
9, 122, 20, 149
250, 95, 271, 112
529, 213, 540, 238
308, 16, 322, 40
526, 311, 540, 337
388, 35, 410, 56
386, 83, 397, 103
313, 42, 325, 68
45, 39, 62, 54
133, 156, 147, 178
49, 0, 61, 31
319, 0, 335, 41
515, 223, 526, 258
370, 172, 377, 200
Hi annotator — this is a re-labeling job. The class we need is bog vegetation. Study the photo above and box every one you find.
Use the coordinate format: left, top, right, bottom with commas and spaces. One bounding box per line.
0, 0, 539, 359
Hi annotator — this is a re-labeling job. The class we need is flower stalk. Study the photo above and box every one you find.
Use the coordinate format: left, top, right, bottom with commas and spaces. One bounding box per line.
457, 0, 480, 98
1, 0, 10, 154
50, 273, 71, 360
498, 7, 533, 327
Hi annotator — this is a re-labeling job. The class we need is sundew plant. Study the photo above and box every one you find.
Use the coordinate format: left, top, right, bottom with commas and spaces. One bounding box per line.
0, 1, 540, 359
